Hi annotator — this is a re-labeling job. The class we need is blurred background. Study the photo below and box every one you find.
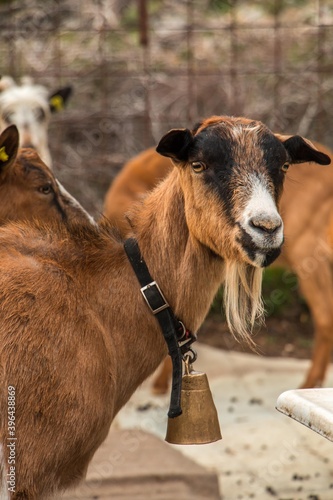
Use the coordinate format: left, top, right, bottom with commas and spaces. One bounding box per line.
1, 0, 333, 356
2, 5, 333, 497
1, 0, 333, 215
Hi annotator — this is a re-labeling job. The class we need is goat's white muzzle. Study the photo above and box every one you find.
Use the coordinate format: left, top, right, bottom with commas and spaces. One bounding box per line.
240, 174, 284, 266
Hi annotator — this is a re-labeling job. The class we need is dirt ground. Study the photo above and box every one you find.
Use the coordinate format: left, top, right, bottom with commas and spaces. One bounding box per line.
200, 309, 315, 361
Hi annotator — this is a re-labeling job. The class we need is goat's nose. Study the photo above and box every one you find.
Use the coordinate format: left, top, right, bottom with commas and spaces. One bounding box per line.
22, 143, 35, 150
250, 215, 282, 234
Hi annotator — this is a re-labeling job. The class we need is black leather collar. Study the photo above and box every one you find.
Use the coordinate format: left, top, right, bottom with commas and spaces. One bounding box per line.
124, 237, 196, 418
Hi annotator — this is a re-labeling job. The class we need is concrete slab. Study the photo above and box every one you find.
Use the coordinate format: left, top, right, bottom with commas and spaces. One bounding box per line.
61, 343, 333, 499
114, 343, 333, 500
62, 428, 221, 500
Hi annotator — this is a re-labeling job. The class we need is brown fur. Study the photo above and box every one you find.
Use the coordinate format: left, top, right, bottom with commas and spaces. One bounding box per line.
0, 125, 93, 227
104, 137, 333, 392
103, 147, 172, 235
0, 116, 326, 499
279, 143, 333, 387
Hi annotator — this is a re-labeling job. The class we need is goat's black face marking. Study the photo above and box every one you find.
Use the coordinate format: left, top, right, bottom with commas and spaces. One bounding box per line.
188, 128, 238, 223
187, 121, 286, 267
157, 116, 331, 268
237, 225, 283, 267
188, 124, 287, 219
262, 247, 282, 267
260, 132, 288, 200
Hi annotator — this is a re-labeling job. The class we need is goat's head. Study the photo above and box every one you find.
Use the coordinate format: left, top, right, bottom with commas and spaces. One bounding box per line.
0, 76, 72, 167
157, 116, 330, 340
0, 124, 94, 226
157, 116, 331, 268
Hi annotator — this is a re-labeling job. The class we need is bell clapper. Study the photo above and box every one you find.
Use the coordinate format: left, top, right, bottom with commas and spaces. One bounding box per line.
183, 348, 197, 375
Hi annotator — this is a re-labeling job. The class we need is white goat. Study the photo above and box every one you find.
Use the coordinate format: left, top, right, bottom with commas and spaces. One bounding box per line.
0, 76, 72, 167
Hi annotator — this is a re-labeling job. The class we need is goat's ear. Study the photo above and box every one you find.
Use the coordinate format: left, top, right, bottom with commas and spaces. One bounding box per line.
277, 134, 331, 165
156, 128, 193, 162
49, 85, 73, 113
0, 125, 19, 172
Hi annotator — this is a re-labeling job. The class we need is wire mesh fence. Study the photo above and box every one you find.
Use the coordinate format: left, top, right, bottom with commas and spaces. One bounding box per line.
0, 0, 333, 215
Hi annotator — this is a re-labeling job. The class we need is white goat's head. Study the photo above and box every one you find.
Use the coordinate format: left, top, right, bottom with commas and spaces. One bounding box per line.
0, 76, 72, 168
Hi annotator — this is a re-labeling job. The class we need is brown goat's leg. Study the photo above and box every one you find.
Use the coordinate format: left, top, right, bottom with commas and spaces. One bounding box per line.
152, 356, 172, 395
296, 264, 333, 388
301, 335, 332, 388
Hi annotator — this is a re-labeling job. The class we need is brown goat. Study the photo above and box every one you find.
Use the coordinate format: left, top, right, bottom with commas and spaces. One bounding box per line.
104, 136, 333, 392
0, 125, 94, 226
0, 116, 329, 499
104, 147, 172, 235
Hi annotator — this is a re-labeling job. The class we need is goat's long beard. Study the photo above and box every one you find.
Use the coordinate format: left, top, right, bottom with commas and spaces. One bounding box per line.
223, 261, 264, 347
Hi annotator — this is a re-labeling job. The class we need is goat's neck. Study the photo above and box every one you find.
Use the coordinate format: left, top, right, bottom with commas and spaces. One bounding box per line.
86, 171, 225, 415
132, 170, 225, 333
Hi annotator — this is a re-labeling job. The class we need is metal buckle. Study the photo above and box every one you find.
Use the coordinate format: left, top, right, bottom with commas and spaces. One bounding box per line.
140, 281, 169, 315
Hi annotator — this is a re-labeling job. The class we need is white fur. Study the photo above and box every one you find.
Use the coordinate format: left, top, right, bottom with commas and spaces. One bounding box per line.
0, 78, 52, 167
224, 261, 264, 345
56, 181, 97, 227
230, 123, 262, 140
240, 174, 283, 265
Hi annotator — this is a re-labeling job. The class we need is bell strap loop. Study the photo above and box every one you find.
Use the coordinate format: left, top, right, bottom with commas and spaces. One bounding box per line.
124, 237, 195, 418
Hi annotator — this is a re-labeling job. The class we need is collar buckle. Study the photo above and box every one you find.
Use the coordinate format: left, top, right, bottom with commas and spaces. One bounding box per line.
140, 281, 170, 315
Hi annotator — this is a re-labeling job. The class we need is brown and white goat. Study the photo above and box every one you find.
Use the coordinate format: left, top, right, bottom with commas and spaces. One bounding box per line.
0, 116, 329, 499
104, 135, 333, 391
0, 125, 94, 227
0, 76, 72, 167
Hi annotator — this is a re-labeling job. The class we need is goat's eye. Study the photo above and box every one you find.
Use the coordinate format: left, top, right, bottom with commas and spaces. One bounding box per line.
39, 184, 53, 195
281, 163, 289, 173
35, 107, 46, 122
191, 161, 207, 173
2, 112, 13, 124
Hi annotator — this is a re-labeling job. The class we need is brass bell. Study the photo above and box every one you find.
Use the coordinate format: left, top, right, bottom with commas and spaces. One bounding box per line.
165, 357, 222, 445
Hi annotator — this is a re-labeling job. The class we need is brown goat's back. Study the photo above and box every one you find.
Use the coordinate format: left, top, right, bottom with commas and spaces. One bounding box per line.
104, 147, 172, 236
